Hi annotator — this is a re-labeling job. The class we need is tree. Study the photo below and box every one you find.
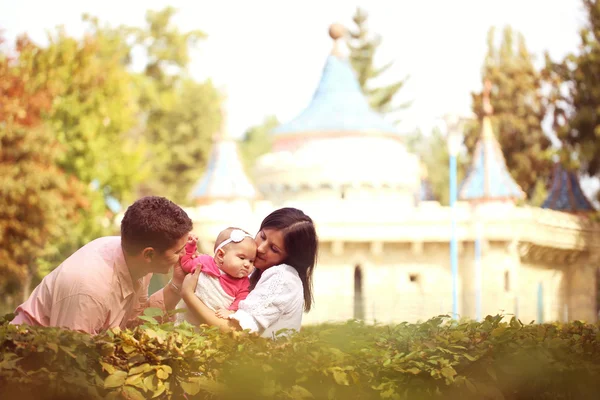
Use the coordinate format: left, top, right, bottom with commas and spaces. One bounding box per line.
404, 129, 468, 205
0, 36, 86, 303
151, 78, 222, 204
465, 26, 554, 203
347, 7, 409, 114
38, 22, 147, 206
543, 0, 600, 200
129, 7, 222, 203
20, 20, 151, 269
240, 115, 279, 177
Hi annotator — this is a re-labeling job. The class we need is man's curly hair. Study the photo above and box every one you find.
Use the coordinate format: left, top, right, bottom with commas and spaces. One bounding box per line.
121, 196, 193, 255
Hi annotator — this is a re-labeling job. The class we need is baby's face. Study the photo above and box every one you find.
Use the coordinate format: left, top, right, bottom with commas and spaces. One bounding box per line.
220, 237, 257, 278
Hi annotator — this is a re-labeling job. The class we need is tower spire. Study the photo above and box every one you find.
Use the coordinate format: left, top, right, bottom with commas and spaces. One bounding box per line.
458, 79, 525, 203
329, 23, 346, 57
189, 101, 258, 204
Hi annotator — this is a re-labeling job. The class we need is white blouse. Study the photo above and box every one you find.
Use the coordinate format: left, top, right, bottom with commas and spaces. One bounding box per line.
230, 264, 304, 338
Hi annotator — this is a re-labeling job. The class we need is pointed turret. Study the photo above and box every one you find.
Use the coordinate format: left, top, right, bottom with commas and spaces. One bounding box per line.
541, 163, 595, 213
459, 80, 525, 203
189, 105, 258, 204
272, 23, 399, 151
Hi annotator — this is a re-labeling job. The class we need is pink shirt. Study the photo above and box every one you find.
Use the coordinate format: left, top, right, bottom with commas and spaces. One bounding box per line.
180, 243, 250, 310
11, 236, 166, 335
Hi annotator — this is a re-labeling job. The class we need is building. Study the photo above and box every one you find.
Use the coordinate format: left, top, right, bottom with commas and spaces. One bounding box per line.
185, 25, 600, 325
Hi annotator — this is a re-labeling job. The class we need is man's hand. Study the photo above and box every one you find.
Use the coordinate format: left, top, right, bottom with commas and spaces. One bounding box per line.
215, 308, 233, 319
172, 259, 188, 289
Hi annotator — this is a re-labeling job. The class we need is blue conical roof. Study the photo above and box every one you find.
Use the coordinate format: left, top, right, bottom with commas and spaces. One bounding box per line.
273, 55, 399, 136
541, 163, 595, 213
459, 117, 525, 202
189, 108, 257, 203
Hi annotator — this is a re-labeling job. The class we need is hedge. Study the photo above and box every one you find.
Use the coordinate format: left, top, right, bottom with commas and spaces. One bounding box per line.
1, 310, 599, 400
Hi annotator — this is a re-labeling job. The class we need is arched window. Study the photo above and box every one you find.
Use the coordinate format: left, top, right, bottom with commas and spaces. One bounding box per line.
354, 265, 365, 320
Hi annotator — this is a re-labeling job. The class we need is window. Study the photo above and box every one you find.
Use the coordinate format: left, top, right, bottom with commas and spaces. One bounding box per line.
504, 271, 510, 292
409, 273, 420, 283
353, 265, 364, 320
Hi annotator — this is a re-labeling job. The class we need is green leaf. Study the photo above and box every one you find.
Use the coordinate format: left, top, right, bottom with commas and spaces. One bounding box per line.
121, 385, 146, 400
125, 373, 144, 386
332, 370, 349, 386
491, 327, 507, 337
156, 369, 169, 380
180, 380, 201, 396
143, 307, 164, 318
129, 363, 152, 375
137, 316, 158, 325
143, 375, 156, 392
59, 345, 77, 358
159, 365, 172, 374
122, 345, 136, 354
104, 370, 127, 389
152, 385, 166, 399
100, 361, 116, 374
441, 366, 457, 380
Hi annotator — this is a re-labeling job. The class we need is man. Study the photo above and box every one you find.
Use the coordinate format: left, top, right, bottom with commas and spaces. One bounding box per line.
11, 196, 193, 334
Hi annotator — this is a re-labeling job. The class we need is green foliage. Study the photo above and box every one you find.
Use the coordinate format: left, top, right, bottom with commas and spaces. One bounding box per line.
41, 23, 146, 203
142, 78, 222, 205
130, 7, 222, 203
2, 314, 599, 400
240, 115, 279, 177
13, 19, 150, 282
466, 26, 554, 204
543, 0, 600, 202
347, 7, 409, 114
0, 36, 87, 300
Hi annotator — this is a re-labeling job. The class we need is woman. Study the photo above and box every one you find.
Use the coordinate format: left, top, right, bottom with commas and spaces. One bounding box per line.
181, 207, 318, 338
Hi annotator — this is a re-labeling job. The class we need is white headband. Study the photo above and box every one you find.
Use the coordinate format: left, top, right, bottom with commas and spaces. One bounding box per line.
215, 229, 253, 254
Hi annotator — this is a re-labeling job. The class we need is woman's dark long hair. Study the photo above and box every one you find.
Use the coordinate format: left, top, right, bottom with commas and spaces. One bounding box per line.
250, 207, 318, 312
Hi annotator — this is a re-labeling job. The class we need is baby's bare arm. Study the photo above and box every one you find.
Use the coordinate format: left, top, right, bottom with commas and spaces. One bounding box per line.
215, 308, 234, 319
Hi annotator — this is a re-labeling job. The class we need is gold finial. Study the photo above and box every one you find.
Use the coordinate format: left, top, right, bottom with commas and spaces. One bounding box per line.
329, 23, 346, 56
482, 79, 493, 116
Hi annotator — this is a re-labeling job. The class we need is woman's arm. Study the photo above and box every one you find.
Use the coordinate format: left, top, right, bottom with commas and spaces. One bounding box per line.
180, 268, 241, 332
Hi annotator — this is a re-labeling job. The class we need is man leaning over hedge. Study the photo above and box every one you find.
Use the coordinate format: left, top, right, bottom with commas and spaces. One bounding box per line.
10, 196, 193, 335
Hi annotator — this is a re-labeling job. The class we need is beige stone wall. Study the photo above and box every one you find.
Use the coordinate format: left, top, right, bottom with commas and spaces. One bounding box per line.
567, 259, 598, 322
304, 242, 458, 325
304, 241, 597, 326
515, 261, 566, 323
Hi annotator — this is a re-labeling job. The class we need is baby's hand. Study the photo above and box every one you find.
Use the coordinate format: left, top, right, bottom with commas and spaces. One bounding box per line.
215, 308, 233, 319
187, 233, 198, 245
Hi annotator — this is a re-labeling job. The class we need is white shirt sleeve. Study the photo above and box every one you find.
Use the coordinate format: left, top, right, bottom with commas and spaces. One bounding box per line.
229, 264, 300, 334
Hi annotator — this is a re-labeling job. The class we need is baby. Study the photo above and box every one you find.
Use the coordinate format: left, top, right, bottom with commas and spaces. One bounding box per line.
175, 227, 256, 325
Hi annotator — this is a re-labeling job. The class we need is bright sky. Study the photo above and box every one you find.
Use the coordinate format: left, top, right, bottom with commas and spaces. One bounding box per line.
0, 0, 586, 139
